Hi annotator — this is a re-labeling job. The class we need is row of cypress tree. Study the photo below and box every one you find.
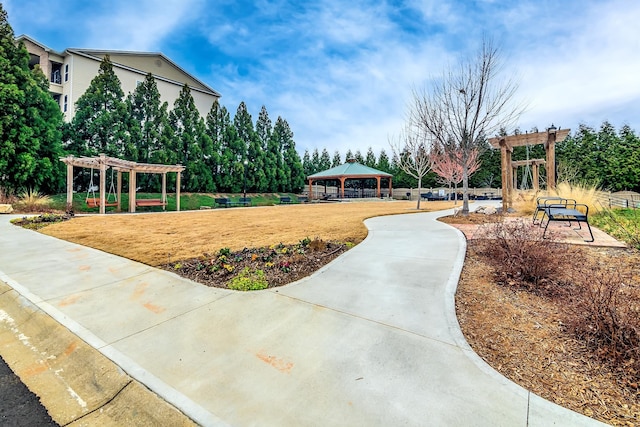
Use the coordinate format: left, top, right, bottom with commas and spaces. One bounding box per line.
66, 56, 305, 194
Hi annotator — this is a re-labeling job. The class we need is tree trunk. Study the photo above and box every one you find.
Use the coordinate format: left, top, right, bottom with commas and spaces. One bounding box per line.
462, 166, 470, 215
416, 177, 422, 210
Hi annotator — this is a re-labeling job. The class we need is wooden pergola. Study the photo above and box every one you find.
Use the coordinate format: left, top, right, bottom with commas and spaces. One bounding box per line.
307, 159, 393, 200
60, 154, 185, 214
488, 126, 570, 209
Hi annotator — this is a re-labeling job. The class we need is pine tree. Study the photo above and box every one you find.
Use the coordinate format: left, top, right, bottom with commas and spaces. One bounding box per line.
331, 150, 342, 167
345, 149, 354, 161
127, 73, 173, 191
319, 148, 331, 171
0, 5, 65, 194
377, 149, 391, 173
274, 117, 304, 192
302, 149, 312, 176
354, 149, 364, 164
365, 147, 377, 168
256, 106, 280, 192
69, 55, 131, 158
216, 105, 244, 192
234, 102, 266, 192
311, 148, 321, 174
169, 84, 213, 192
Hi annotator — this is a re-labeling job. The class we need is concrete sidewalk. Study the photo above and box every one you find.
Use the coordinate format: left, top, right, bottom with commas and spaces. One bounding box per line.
0, 209, 606, 426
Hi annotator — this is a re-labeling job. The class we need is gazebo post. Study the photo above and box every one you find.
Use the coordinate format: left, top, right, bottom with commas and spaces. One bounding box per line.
388, 179, 393, 199
376, 177, 381, 198
339, 177, 346, 198
308, 179, 313, 201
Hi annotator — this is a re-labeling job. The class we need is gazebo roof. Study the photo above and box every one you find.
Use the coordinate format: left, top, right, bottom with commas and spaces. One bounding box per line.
308, 161, 392, 180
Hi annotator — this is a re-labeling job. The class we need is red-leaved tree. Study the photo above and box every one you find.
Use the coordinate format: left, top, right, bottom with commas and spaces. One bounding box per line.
430, 146, 481, 204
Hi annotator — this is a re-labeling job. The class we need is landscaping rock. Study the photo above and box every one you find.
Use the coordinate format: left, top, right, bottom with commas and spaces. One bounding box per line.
474, 205, 497, 215
0, 204, 13, 214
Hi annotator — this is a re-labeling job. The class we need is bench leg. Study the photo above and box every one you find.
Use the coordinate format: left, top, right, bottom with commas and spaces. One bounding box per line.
583, 220, 594, 242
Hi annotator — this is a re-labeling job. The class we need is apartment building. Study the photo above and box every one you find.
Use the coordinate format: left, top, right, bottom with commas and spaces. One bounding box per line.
18, 35, 221, 121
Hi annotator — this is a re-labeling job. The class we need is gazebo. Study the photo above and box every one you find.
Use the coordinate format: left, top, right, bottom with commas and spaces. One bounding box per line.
60, 154, 185, 214
307, 159, 393, 200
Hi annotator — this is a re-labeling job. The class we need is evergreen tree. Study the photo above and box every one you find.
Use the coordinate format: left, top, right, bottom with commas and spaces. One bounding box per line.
377, 149, 391, 173
274, 117, 304, 192
331, 150, 342, 167
69, 55, 132, 158
127, 72, 173, 190
205, 100, 228, 191
302, 149, 312, 176
234, 102, 266, 192
256, 106, 279, 192
311, 148, 321, 174
169, 84, 213, 192
0, 5, 65, 194
365, 147, 377, 168
608, 125, 640, 192
216, 105, 244, 192
345, 149, 354, 161
354, 149, 364, 164
319, 148, 331, 171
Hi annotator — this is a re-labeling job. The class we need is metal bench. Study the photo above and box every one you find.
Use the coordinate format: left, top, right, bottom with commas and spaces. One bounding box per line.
214, 198, 233, 208
279, 196, 292, 204
238, 197, 251, 207
541, 201, 594, 242
533, 197, 573, 224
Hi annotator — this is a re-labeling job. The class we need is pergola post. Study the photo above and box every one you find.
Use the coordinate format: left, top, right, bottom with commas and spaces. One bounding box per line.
162, 172, 167, 211
116, 170, 122, 212
546, 126, 557, 190
129, 170, 137, 213
99, 154, 107, 215
176, 172, 181, 211
66, 161, 73, 209
388, 178, 393, 199
499, 140, 511, 209
532, 163, 540, 192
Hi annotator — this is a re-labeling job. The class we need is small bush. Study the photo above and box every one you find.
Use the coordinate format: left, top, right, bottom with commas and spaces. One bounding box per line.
228, 267, 268, 291
478, 218, 575, 294
10, 213, 70, 230
591, 208, 640, 249
565, 267, 640, 382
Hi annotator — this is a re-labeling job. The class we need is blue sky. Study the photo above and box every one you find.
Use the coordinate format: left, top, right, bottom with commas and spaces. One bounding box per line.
6, 0, 640, 156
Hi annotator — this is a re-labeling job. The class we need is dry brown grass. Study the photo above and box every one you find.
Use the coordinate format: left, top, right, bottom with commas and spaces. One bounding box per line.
41, 201, 454, 266
512, 182, 601, 216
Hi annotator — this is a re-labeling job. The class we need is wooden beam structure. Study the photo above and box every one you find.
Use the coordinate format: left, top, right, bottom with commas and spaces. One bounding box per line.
60, 154, 185, 214
488, 127, 570, 209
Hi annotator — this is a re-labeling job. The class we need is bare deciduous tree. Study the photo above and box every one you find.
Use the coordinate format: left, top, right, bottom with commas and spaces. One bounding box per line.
389, 125, 433, 209
410, 38, 524, 214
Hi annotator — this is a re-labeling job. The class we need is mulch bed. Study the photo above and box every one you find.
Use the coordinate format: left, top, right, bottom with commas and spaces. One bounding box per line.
443, 214, 640, 426
161, 239, 349, 289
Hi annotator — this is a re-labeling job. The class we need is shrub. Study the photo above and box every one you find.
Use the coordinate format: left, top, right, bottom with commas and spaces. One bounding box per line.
565, 267, 640, 382
591, 208, 640, 249
477, 218, 575, 294
228, 267, 268, 291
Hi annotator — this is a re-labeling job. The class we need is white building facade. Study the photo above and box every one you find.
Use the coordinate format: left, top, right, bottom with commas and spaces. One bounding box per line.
18, 35, 221, 121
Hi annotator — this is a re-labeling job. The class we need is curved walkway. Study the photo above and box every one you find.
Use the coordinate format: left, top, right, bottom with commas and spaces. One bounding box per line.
0, 208, 606, 426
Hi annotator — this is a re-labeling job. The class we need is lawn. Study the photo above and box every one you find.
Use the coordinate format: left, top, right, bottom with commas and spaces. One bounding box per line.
41, 200, 455, 266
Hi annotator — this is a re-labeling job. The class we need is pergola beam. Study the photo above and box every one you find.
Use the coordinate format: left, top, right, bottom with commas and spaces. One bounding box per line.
60, 154, 185, 214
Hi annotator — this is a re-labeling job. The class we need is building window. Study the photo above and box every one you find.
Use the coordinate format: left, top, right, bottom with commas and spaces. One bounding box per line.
63, 95, 68, 112
64, 64, 69, 82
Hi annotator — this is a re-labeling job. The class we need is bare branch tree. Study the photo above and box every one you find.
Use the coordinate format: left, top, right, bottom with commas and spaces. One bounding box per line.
409, 38, 524, 214
389, 124, 433, 209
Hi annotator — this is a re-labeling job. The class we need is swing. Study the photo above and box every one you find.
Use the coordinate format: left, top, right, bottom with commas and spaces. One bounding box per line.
520, 144, 533, 190
85, 168, 118, 208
